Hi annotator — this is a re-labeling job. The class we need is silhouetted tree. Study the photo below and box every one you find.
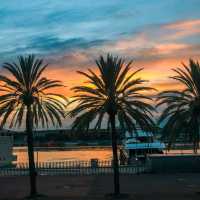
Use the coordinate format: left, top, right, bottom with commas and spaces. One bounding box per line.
67, 54, 155, 196
0, 55, 66, 197
157, 59, 200, 153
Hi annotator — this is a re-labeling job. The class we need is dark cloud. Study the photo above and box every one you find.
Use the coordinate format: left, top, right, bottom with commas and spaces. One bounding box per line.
29, 36, 107, 54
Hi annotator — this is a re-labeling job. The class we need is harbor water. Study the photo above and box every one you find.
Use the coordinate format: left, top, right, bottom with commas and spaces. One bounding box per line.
13, 147, 113, 163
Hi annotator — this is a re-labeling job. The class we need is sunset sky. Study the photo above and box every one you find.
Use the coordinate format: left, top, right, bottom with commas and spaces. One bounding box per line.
0, 0, 200, 96
0, 1, 200, 103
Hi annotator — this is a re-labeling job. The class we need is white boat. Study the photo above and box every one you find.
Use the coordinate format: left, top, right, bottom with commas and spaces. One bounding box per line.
120, 130, 165, 164
0, 130, 17, 167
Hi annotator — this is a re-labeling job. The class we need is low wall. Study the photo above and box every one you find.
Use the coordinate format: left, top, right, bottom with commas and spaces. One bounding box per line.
150, 155, 200, 173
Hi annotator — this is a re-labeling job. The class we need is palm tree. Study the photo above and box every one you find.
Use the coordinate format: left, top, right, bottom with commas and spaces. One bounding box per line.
0, 55, 66, 197
67, 54, 156, 196
157, 59, 200, 153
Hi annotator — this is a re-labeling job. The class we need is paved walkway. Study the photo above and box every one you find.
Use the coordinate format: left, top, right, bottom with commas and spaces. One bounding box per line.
1, 174, 200, 199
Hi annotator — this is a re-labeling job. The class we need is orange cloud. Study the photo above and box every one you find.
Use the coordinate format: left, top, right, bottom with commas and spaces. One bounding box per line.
43, 55, 195, 97
151, 81, 184, 92
43, 67, 87, 97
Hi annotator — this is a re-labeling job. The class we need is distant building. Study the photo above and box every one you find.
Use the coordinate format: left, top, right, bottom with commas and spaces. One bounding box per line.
0, 129, 17, 166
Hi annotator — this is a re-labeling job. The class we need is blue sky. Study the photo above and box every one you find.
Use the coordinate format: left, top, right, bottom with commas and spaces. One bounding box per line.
1, 0, 200, 59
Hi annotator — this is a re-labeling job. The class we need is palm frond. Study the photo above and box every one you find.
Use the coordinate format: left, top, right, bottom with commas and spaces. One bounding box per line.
0, 54, 67, 129
68, 53, 156, 135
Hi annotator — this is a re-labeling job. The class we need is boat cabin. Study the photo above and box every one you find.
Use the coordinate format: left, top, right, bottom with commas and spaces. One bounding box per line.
122, 131, 165, 163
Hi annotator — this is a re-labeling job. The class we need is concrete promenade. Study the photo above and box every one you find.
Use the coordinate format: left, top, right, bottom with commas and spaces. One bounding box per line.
0, 174, 200, 200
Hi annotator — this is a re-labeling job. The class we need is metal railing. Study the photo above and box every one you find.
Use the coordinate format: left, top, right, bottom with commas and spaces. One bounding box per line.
0, 160, 152, 176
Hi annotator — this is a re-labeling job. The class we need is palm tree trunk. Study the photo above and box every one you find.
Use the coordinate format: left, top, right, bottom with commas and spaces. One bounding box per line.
26, 105, 37, 196
110, 113, 120, 195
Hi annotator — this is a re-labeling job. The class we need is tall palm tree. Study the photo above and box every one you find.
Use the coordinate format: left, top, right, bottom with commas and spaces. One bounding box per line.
157, 59, 200, 153
67, 54, 156, 196
0, 55, 66, 197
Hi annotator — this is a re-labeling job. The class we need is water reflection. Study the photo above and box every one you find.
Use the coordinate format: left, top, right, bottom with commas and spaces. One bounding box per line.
13, 147, 113, 163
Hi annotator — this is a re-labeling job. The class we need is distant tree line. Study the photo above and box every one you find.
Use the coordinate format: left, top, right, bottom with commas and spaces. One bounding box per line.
13, 129, 125, 146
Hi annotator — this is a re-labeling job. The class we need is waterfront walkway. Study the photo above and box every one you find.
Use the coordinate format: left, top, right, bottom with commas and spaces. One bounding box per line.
1, 174, 200, 200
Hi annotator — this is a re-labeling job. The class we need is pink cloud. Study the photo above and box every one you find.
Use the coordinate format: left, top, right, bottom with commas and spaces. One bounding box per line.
155, 43, 188, 54
164, 19, 200, 30
163, 19, 200, 40
108, 33, 148, 51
